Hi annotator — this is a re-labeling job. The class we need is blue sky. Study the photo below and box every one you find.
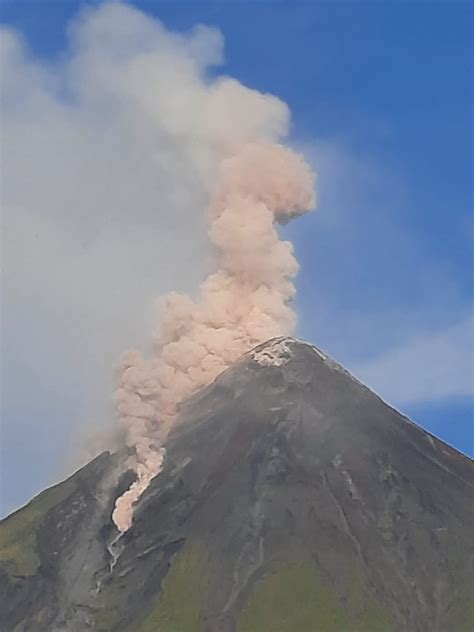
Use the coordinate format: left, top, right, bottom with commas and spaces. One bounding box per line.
1, 0, 472, 515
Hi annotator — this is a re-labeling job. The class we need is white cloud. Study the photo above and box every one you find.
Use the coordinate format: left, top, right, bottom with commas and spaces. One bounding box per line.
350, 314, 474, 405
287, 137, 471, 392
2, 1, 470, 514
0, 1, 293, 506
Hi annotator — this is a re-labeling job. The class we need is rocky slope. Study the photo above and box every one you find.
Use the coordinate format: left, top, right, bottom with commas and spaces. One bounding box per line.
1, 337, 473, 631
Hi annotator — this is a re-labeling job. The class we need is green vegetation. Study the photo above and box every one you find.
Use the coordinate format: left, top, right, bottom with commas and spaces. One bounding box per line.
457, 581, 474, 632
350, 596, 392, 632
0, 476, 77, 576
238, 565, 345, 632
463, 593, 474, 632
94, 608, 121, 632
346, 568, 392, 632
238, 564, 392, 632
136, 542, 209, 632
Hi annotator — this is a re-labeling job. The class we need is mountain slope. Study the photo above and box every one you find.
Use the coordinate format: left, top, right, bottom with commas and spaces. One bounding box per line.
1, 337, 473, 631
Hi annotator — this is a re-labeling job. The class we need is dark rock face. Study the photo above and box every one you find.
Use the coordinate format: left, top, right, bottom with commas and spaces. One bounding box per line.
1, 337, 473, 631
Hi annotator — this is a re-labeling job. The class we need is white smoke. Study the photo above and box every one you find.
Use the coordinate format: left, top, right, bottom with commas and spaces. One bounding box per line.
112, 142, 315, 530
0, 1, 315, 528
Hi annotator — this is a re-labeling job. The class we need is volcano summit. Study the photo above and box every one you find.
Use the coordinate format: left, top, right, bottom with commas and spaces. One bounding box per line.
1, 338, 473, 631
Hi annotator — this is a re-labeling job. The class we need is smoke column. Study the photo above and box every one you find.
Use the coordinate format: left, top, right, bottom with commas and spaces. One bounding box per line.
112, 142, 315, 531
2, 0, 316, 526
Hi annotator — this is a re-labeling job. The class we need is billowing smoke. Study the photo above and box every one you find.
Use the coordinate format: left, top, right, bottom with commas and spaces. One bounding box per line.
113, 142, 315, 531
1, 0, 318, 515
1, 0, 315, 530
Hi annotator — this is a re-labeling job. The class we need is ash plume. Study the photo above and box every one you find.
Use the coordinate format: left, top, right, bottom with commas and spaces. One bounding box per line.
113, 143, 315, 531
1, 0, 316, 526
15, 1, 319, 532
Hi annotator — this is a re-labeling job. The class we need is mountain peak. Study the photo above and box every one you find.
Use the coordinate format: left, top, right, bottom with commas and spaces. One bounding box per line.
246, 336, 358, 389
2, 337, 473, 632
248, 336, 323, 366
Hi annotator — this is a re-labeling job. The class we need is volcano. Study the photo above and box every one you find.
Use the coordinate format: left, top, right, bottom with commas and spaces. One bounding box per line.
1, 337, 473, 631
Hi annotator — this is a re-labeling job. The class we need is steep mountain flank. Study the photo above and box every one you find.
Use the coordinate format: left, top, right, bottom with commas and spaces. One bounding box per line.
1, 338, 473, 631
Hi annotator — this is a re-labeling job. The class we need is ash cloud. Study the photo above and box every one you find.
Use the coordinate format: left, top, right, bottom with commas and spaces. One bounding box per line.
113, 143, 314, 531
1, 2, 315, 526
